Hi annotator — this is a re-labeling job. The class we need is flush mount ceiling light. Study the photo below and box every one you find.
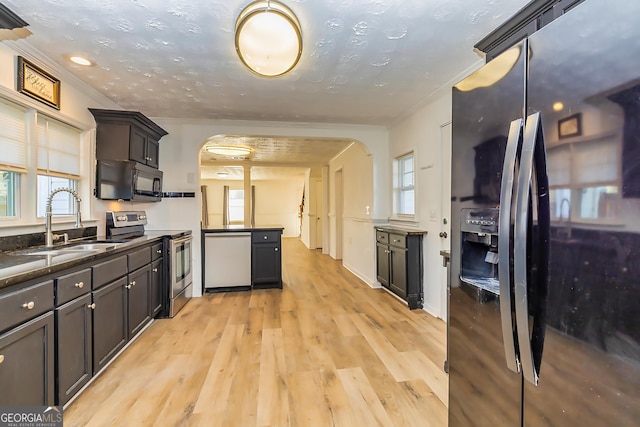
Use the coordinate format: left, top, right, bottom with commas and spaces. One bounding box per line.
234, 0, 302, 77
206, 145, 252, 157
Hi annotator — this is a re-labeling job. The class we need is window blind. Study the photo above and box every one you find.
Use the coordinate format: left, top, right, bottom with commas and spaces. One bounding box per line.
37, 115, 81, 178
0, 98, 27, 172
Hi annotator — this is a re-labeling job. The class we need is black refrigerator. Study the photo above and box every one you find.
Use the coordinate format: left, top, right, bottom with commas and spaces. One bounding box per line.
449, 0, 640, 425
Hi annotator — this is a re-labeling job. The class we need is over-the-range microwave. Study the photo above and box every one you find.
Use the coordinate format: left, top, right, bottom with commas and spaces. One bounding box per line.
96, 160, 163, 202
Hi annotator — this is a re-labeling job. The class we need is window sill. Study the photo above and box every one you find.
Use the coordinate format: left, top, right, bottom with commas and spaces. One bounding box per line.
388, 216, 419, 227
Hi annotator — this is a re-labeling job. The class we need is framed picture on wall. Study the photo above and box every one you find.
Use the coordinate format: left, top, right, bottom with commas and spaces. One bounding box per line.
16, 56, 61, 109
558, 113, 582, 139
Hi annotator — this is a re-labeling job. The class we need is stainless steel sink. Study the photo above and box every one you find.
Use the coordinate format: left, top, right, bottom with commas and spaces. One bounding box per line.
64, 242, 120, 251
10, 242, 122, 256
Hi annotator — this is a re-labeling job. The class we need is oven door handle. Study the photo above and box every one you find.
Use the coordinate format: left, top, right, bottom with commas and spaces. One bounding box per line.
171, 235, 192, 246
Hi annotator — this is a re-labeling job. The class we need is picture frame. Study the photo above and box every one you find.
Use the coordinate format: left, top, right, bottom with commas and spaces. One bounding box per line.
16, 56, 60, 109
558, 113, 582, 139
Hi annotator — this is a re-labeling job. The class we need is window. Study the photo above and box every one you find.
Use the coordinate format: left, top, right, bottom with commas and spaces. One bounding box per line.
548, 134, 620, 223
36, 176, 78, 218
0, 171, 17, 217
36, 115, 81, 218
0, 99, 27, 218
228, 190, 244, 223
395, 153, 415, 216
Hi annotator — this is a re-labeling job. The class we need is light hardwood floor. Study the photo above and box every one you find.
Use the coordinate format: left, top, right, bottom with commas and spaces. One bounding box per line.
64, 238, 448, 427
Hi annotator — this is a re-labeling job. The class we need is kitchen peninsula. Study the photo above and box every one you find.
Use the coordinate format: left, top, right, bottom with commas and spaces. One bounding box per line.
202, 226, 284, 292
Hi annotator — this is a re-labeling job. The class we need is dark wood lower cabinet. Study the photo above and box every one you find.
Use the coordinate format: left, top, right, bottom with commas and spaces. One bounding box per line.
375, 227, 425, 309
92, 277, 128, 374
251, 230, 283, 289
55, 294, 92, 405
127, 265, 151, 338
0, 312, 54, 405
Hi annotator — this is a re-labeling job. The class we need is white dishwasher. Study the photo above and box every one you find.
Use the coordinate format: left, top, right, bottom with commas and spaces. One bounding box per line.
204, 232, 252, 288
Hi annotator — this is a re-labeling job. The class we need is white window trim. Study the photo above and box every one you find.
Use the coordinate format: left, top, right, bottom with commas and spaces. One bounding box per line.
392, 151, 416, 220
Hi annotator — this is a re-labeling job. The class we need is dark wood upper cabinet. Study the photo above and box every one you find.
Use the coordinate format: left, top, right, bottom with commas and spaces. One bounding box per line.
89, 109, 167, 169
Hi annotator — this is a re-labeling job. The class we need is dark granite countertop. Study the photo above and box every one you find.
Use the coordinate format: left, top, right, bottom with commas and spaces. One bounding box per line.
0, 230, 189, 291
202, 225, 284, 233
375, 225, 428, 235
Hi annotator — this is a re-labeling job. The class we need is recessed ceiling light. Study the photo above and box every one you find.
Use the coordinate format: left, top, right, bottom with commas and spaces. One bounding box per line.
69, 56, 94, 66
217, 172, 229, 178
206, 145, 252, 157
552, 102, 564, 111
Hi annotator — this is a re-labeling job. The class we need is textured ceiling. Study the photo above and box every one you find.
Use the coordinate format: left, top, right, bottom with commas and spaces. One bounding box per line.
4, 0, 530, 126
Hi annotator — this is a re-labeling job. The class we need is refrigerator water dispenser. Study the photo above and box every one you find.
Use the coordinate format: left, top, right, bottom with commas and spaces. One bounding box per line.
460, 208, 500, 295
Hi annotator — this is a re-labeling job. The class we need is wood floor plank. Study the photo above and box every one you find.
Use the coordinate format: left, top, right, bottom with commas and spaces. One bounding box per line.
337, 367, 395, 427
63, 238, 448, 427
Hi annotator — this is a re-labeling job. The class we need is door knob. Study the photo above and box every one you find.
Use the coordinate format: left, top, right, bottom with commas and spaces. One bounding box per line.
439, 232, 448, 238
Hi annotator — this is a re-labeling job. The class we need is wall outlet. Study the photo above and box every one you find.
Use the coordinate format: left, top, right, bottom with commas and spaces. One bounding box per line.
365, 205, 370, 215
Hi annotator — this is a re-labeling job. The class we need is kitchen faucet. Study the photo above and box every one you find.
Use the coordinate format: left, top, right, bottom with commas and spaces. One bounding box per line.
45, 187, 82, 247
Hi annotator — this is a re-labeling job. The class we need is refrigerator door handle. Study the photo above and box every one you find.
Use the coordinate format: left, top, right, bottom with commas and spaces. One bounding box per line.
514, 112, 550, 386
498, 118, 523, 374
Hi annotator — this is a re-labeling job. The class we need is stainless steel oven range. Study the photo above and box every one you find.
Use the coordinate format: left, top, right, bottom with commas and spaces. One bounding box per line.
168, 233, 193, 317
105, 211, 192, 317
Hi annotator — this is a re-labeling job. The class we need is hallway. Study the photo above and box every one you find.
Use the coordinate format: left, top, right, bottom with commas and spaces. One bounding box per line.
64, 238, 448, 426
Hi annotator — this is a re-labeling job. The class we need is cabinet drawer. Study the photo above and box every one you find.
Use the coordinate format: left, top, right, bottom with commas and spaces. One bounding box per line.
93, 255, 127, 290
389, 233, 406, 248
56, 268, 91, 306
252, 230, 281, 243
129, 246, 152, 271
0, 280, 54, 333
376, 230, 389, 244
151, 242, 163, 261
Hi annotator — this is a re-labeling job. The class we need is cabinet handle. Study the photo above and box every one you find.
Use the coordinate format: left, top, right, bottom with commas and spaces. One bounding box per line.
131, 281, 136, 287
88, 303, 96, 309
275, 248, 279, 252
152, 268, 158, 272
156, 250, 162, 254
393, 239, 400, 243
0, 355, 4, 364
126, 284, 132, 289
75, 281, 84, 288
263, 236, 268, 240
22, 301, 35, 310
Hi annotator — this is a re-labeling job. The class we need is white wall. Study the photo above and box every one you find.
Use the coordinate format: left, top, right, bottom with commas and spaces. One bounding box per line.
202, 178, 304, 237
328, 142, 376, 284
389, 91, 453, 319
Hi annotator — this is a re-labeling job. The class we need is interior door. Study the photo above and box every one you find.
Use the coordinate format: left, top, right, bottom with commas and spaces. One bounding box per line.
315, 180, 323, 249
440, 121, 452, 320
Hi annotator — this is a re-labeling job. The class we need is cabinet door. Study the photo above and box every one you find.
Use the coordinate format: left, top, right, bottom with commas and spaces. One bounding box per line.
0, 311, 54, 406
150, 258, 163, 317
92, 277, 127, 374
390, 247, 407, 299
55, 294, 92, 405
376, 243, 390, 288
146, 138, 160, 168
129, 127, 147, 164
252, 244, 281, 287
128, 265, 151, 338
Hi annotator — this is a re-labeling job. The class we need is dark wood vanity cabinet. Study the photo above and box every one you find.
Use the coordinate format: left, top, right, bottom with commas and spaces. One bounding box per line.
375, 227, 425, 309
89, 108, 167, 169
